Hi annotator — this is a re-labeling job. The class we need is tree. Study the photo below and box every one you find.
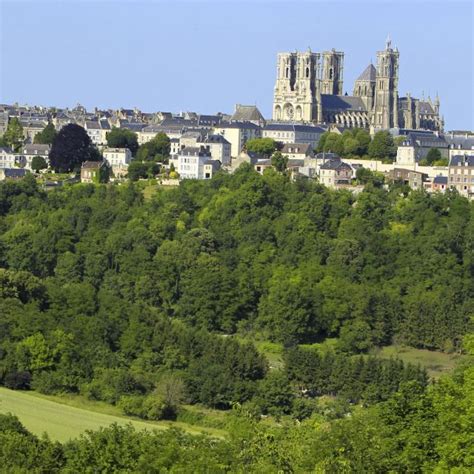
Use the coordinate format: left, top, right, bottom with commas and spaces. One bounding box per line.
323, 133, 344, 155
4, 117, 24, 151
356, 167, 384, 186
136, 133, 170, 161
106, 127, 138, 155
34, 123, 57, 145
368, 131, 396, 160
271, 151, 288, 172
422, 148, 442, 166
49, 124, 100, 172
127, 161, 159, 180
354, 129, 371, 156
31, 156, 48, 173
245, 138, 277, 156
343, 137, 359, 156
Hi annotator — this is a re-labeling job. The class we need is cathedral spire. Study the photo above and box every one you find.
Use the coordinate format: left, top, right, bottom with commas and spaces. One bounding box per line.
386, 34, 392, 50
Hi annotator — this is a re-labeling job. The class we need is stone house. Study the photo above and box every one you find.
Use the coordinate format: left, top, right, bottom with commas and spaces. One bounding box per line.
80, 161, 106, 184
386, 168, 428, 189
448, 155, 474, 198
319, 157, 353, 187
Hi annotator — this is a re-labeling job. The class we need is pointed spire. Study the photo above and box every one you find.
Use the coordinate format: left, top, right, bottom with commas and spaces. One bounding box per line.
386, 34, 392, 50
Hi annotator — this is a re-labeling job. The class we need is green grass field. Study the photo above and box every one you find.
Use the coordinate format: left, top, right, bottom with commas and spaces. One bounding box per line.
375, 345, 465, 378
0, 387, 225, 442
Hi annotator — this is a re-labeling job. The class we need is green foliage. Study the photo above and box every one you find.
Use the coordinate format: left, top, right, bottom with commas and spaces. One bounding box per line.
31, 155, 48, 173
34, 122, 57, 145
245, 137, 277, 156
127, 161, 160, 180
355, 166, 384, 186
271, 151, 288, 172
136, 132, 170, 161
368, 130, 396, 160
106, 127, 138, 155
49, 124, 101, 172
3, 117, 24, 151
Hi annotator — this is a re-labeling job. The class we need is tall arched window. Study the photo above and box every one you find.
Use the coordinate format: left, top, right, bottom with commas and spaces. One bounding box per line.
329, 68, 333, 79
306, 67, 309, 78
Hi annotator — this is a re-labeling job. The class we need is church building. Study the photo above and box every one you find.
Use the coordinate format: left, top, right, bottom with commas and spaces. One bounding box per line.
272, 38, 443, 131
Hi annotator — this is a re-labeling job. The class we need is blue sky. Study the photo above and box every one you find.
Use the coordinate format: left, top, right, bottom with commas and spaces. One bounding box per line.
1, 0, 472, 130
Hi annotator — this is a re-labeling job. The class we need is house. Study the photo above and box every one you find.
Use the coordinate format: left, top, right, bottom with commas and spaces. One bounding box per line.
386, 168, 428, 189
202, 134, 231, 166
21, 121, 47, 143
212, 121, 261, 158
84, 120, 112, 147
319, 157, 353, 188
80, 160, 107, 183
0, 147, 24, 168
177, 146, 218, 179
281, 143, 314, 160
445, 133, 474, 159
395, 130, 449, 166
448, 155, 474, 198
230, 150, 266, 172
254, 158, 273, 175
431, 175, 448, 193
21, 144, 51, 170
103, 148, 132, 178
262, 124, 325, 149
0, 168, 29, 181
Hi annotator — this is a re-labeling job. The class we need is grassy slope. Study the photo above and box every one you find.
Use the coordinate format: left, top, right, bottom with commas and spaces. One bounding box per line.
0, 387, 226, 442
375, 345, 465, 378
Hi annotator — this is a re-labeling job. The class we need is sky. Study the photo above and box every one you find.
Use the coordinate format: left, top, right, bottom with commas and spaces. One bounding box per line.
0, 0, 473, 130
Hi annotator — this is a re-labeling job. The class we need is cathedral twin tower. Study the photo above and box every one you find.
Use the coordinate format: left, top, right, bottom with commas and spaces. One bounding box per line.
273, 38, 442, 131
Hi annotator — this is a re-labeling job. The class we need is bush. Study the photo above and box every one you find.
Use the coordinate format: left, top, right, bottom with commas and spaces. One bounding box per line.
3, 371, 31, 390
31, 371, 65, 395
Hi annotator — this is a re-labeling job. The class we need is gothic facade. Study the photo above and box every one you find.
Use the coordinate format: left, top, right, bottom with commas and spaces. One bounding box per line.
272, 39, 443, 131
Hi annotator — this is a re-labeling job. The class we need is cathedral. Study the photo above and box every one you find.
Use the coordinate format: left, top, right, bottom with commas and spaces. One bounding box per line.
272, 38, 443, 131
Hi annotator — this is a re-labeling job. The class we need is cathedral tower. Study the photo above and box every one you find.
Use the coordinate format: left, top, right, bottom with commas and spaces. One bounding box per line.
273, 50, 320, 122
374, 36, 399, 129
353, 63, 376, 111
320, 49, 344, 95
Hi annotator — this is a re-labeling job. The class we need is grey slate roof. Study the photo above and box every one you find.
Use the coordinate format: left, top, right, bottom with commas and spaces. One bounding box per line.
23, 144, 50, 155
321, 95, 367, 112
356, 64, 376, 82
217, 121, 260, 130
264, 123, 325, 133
2, 168, 28, 178
281, 143, 312, 155
320, 158, 352, 170
203, 134, 230, 144
180, 146, 211, 156
402, 131, 448, 148
231, 105, 265, 122
449, 155, 474, 167
433, 176, 448, 185
85, 120, 101, 130
445, 136, 474, 150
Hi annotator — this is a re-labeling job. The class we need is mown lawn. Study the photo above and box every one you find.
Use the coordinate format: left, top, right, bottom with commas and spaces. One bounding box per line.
0, 387, 226, 442
375, 345, 465, 378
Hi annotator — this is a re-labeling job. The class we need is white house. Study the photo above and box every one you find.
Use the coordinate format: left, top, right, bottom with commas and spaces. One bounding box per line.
21, 144, 51, 170
0, 147, 23, 168
177, 146, 220, 179
212, 121, 261, 158
262, 124, 325, 149
103, 147, 132, 178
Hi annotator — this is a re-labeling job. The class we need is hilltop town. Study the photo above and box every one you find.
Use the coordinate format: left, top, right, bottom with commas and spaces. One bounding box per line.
0, 40, 473, 198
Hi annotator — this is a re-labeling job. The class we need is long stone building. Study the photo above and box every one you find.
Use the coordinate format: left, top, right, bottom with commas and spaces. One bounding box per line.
272, 38, 443, 131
